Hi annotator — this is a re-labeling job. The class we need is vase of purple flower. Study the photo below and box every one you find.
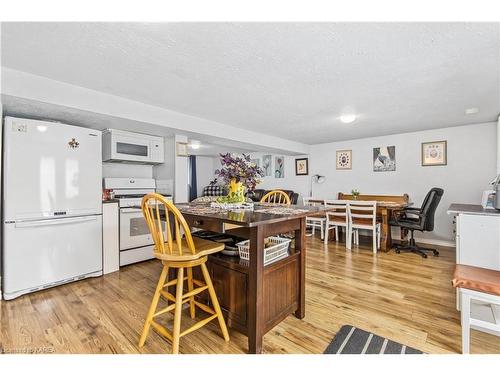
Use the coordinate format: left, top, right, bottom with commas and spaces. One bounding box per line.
215, 153, 264, 203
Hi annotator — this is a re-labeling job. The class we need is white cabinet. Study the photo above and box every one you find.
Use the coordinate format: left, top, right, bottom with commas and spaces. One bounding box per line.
452, 209, 500, 336
102, 202, 120, 274
457, 214, 500, 270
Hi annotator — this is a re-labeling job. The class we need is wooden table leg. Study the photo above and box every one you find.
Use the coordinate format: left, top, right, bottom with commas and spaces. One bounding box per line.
380, 208, 392, 252
247, 225, 264, 354
295, 217, 306, 319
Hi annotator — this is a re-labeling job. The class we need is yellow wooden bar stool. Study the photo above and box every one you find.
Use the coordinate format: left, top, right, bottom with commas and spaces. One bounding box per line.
260, 190, 291, 205
138, 193, 229, 354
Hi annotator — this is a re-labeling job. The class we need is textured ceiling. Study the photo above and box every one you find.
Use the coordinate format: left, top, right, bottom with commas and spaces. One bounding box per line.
0, 95, 260, 156
2, 22, 500, 144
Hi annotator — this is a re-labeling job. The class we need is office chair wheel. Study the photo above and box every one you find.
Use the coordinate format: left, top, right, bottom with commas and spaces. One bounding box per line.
433, 250, 439, 256
422, 254, 428, 258
395, 249, 401, 254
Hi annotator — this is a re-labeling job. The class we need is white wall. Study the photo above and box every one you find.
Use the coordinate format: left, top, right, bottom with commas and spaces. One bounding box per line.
102, 163, 153, 179
174, 134, 189, 203
497, 116, 500, 174
310, 122, 497, 243
0, 25, 3, 298
247, 153, 310, 199
196, 156, 218, 196
153, 136, 175, 195
209, 153, 311, 199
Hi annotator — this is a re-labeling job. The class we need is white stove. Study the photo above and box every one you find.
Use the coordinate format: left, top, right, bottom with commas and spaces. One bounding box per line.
103, 178, 171, 266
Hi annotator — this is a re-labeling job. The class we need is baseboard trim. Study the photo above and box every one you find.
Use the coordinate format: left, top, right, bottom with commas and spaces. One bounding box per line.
356, 233, 455, 249
414, 238, 455, 248
393, 238, 455, 248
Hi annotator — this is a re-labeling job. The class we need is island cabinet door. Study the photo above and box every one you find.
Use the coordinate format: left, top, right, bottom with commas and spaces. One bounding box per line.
189, 260, 249, 332
209, 263, 248, 331
262, 255, 300, 330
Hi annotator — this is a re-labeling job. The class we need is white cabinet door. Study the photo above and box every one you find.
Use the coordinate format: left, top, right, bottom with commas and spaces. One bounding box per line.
458, 214, 500, 270
3, 215, 103, 299
103, 203, 120, 274
3, 117, 102, 220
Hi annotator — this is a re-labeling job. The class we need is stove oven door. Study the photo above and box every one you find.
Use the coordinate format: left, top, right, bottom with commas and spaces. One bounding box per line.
119, 208, 154, 250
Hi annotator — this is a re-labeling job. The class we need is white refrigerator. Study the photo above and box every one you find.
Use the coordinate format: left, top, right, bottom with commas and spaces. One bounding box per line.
2, 117, 103, 300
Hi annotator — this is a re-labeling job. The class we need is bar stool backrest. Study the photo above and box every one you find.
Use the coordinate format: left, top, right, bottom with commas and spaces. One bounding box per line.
141, 193, 196, 257
260, 190, 291, 205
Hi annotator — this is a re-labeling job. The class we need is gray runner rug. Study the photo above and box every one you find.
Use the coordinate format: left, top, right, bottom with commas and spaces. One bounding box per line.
324, 325, 424, 354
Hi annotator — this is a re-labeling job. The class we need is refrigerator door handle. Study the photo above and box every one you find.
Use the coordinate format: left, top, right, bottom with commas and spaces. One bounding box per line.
15, 215, 98, 228
120, 208, 143, 214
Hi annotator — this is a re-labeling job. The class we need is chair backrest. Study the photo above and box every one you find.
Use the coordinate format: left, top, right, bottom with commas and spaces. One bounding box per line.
260, 190, 292, 205
325, 200, 350, 226
303, 197, 326, 207
347, 201, 377, 227
141, 193, 196, 256
419, 188, 444, 231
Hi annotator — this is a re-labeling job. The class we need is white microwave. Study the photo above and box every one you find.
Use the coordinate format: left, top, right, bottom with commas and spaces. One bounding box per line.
102, 129, 164, 164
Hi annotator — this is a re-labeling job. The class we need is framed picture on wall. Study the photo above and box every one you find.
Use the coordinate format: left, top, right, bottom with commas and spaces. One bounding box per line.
262, 155, 272, 176
373, 146, 396, 172
275, 156, 285, 178
336, 150, 352, 170
422, 140, 447, 166
176, 142, 188, 157
295, 158, 309, 175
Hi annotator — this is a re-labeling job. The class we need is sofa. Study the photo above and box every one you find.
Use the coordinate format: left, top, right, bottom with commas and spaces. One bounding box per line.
247, 189, 299, 205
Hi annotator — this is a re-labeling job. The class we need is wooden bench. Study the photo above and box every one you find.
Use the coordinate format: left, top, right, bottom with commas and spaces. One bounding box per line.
452, 264, 500, 353
337, 193, 409, 205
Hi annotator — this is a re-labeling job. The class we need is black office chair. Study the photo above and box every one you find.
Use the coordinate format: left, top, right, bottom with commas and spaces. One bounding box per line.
390, 188, 444, 258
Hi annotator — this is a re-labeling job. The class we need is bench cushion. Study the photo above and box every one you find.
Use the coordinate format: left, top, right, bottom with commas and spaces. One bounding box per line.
452, 264, 500, 296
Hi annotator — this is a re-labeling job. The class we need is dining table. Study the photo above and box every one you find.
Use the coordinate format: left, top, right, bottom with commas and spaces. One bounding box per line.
310, 194, 410, 251
147, 201, 331, 354
339, 197, 410, 251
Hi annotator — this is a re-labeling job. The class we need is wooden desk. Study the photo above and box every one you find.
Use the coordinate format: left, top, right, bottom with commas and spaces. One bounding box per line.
338, 193, 409, 252
153, 202, 329, 354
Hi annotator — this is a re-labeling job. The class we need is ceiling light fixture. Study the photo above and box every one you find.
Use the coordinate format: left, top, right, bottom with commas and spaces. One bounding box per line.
190, 141, 200, 150
339, 114, 357, 124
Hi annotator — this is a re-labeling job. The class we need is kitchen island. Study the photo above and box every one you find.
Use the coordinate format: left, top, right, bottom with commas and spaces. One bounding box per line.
155, 202, 329, 353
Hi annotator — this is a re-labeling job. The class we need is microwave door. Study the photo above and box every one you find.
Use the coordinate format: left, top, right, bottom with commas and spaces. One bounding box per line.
114, 136, 150, 162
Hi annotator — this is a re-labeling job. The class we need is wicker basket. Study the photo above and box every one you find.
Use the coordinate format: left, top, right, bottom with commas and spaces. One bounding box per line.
236, 236, 291, 265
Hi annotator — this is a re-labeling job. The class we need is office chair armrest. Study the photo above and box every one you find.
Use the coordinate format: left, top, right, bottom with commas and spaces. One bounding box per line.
398, 207, 422, 219
391, 211, 426, 226
404, 207, 421, 212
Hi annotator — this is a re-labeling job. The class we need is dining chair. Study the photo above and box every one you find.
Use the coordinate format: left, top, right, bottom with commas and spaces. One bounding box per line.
303, 197, 327, 240
324, 200, 351, 247
139, 193, 229, 354
260, 190, 292, 205
347, 200, 380, 253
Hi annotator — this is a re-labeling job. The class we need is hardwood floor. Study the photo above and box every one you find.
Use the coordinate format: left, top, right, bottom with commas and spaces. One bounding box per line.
1, 235, 499, 354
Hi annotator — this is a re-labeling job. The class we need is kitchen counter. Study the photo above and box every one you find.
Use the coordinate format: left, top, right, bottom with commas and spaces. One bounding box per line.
103, 199, 119, 204
448, 203, 500, 216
